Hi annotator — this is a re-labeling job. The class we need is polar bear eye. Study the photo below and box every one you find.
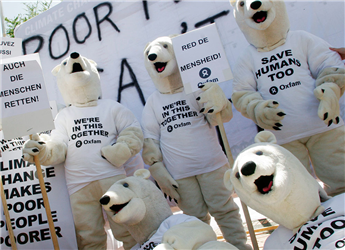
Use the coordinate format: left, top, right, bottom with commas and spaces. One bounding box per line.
146, 50, 149, 55
163, 44, 168, 49
256, 151, 263, 156
235, 172, 240, 179
123, 183, 129, 188
239, 1, 245, 7
63, 62, 67, 66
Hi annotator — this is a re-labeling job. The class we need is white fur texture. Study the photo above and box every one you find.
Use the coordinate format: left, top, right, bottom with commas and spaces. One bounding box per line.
22, 133, 67, 166
224, 131, 329, 232
101, 169, 236, 249
144, 36, 183, 94
51, 53, 101, 107
231, 0, 290, 52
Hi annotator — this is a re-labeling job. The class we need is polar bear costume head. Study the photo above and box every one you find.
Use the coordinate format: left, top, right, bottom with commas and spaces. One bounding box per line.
100, 169, 172, 244
230, 0, 290, 52
144, 36, 184, 94
52, 52, 102, 107
224, 131, 329, 232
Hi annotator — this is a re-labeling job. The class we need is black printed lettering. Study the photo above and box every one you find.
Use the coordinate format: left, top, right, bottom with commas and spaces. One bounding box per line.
73, 12, 92, 44
49, 24, 70, 59
93, 2, 120, 41
117, 59, 146, 106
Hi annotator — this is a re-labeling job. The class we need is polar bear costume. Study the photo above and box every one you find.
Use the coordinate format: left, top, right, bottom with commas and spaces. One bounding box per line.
224, 131, 345, 249
22, 52, 144, 250
141, 36, 251, 250
100, 169, 238, 250
230, 0, 345, 196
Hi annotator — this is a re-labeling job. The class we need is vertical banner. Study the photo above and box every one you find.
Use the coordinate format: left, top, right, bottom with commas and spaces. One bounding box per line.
0, 146, 78, 249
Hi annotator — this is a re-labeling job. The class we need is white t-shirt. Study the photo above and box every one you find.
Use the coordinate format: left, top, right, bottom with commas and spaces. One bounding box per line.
51, 99, 141, 194
233, 30, 345, 145
131, 214, 199, 250
141, 90, 228, 180
264, 193, 345, 250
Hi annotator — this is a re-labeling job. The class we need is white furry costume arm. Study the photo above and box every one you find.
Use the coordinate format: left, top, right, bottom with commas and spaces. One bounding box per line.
300, 31, 345, 126
142, 138, 180, 201
314, 67, 345, 126
196, 82, 233, 126
232, 91, 285, 130
22, 133, 67, 166
231, 49, 285, 130
157, 220, 217, 250
102, 126, 144, 168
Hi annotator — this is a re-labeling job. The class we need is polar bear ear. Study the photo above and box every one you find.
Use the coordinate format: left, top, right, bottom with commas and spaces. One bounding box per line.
134, 169, 151, 180
254, 131, 277, 144
229, 0, 237, 7
223, 169, 234, 192
88, 59, 97, 67
51, 65, 61, 76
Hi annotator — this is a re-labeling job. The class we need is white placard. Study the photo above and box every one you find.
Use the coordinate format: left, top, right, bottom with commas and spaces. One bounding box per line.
172, 23, 232, 94
0, 37, 22, 59
0, 53, 54, 140
0, 149, 78, 249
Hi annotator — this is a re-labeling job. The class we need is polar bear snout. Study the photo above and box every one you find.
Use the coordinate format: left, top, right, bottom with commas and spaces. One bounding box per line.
148, 53, 157, 61
100, 195, 110, 205
70, 52, 80, 59
250, 1, 262, 10
241, 161, 256, 176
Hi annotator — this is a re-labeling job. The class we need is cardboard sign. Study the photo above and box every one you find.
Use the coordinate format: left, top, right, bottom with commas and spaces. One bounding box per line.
0, 148, 78, 249
0, 53, 54, 140
172, 23, 232, 94
0, 37, 22, 59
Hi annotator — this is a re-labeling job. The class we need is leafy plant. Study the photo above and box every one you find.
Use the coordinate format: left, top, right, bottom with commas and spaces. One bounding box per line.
5, 0, 54, 37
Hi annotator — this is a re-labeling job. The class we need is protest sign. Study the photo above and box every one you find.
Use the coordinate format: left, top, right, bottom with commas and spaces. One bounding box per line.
0, 147, 78, 249
0, 53, 54, 140
172, 23, 232, 94
0, 37, 22, 59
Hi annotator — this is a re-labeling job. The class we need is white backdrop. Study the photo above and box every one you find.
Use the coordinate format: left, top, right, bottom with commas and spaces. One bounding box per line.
14, 0, 345, 158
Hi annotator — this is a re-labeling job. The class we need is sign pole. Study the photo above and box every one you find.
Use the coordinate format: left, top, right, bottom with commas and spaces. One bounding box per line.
0, 0, 6, 37
0, 177, 17, 250
1, 2, 18, 247
215, 113, 259, 250
30, 135, 60, 250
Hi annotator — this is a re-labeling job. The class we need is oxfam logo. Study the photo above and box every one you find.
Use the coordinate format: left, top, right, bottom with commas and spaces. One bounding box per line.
269, 86, 278, 95
199, 67, 211, 79
76, 140, 82, 148
167, 125, 173, 133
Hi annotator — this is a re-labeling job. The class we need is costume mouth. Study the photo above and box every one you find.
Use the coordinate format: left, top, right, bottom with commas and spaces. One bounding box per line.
71, 63, 84, 73
254, 174, 273, 194
154, 62, 167, 73
253, 11, 267, 23
109, 201, 129, 215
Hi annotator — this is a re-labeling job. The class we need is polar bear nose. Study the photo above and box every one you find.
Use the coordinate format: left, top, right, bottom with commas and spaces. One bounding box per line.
241, 161, 256, 176
250, 1, 262, 10
148, 53, 157, 61
70, 52, 80, 59
100, 195, 110, 205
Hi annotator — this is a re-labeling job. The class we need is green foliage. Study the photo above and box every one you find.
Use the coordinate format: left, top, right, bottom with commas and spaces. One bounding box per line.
5, 0, 54, 38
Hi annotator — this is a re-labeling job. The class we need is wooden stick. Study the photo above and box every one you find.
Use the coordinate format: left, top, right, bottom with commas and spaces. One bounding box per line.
0, 179, 17, 250
215, 113, 259, 250
30, 135, 60, 250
